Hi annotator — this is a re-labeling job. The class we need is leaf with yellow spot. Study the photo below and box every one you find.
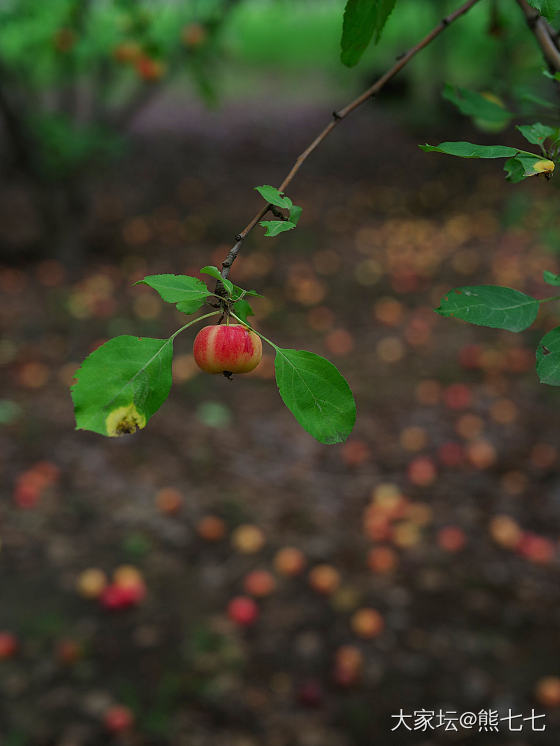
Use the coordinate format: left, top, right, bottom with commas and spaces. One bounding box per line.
533, 159, 555, 174
71, 336, 173, 436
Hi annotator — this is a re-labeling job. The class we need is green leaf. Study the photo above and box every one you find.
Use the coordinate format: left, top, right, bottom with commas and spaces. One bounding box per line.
543, 69, 560, 81
274, 348, 356, 444
442, 84, 512, 125
515, 88, 557, 110
232, 299, 254, 325
232, 284, 262, 300
527, 0, 560, 21
200, 266, 234, 296
340, 0, 397, 67
254, 185, 292, 209
504, 156, 527, 183
259, 220, 296, 237
420, 142, 519, 159
544, 270, 560, 286
517, 122, 558, 146
138, 274, 210, 314
71, 336, 173, 437
536, 327, 560, 384
504, 154, 552, 182
436, 285, 539, 332
289, 205, 303, 225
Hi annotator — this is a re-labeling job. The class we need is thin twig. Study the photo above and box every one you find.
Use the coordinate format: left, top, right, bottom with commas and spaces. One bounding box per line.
516, 0, 560, 73
219, 0, 482, 281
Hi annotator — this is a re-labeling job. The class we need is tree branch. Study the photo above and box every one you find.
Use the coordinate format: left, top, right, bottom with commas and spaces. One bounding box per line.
516, 0, 560, 73
219, 0, 482, 280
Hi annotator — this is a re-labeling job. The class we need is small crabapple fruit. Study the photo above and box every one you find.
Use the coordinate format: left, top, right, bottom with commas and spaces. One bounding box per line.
227, 596, 259, 627
104, 705, 134, 732
0, 632, 18, 659
243, 569, 276, 597
193, 324, 262, 375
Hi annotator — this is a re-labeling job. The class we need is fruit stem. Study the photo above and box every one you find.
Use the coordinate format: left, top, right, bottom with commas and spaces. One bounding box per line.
169, 310, 221, 342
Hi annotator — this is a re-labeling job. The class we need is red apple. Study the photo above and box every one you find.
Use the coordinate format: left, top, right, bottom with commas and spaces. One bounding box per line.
193, 324, 262, 375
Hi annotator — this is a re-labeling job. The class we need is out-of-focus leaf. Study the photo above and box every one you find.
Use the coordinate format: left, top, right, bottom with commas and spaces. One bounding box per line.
340, 0, 396, 67
536, 327, 560, 384
527, 0, 560, 21
436, 285, 539, 332
543, 270, 560, 286
442, 84, 512, 125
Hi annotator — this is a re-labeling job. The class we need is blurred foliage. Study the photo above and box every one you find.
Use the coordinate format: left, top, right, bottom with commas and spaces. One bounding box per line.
0, 0, 235, 179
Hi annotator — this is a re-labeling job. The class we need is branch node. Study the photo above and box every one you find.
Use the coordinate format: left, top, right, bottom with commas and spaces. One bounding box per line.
234, 233, 242, 242
332, 110, 342, 120
395, 51, 406, 60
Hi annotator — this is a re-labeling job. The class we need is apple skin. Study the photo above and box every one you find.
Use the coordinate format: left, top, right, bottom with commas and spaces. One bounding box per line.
193, 324, 262, 375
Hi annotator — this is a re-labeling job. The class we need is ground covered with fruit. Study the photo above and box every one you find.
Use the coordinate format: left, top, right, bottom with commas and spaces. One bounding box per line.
1, 102, 560, 745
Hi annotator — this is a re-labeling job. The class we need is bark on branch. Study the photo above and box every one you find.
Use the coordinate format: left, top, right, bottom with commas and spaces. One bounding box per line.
516, 0, 560, 73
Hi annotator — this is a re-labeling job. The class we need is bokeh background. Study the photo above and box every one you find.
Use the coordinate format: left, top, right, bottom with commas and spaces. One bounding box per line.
1, 1, 560, 744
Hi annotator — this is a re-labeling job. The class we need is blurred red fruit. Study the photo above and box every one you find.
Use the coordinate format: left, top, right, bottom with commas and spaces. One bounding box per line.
535, 676, 560, 707
56, 639, 82, 665
181, 22, 207, 47
458, 344, 482, 369
351, 608, 384, 639
438, 526, 467, 552
297, 680, 323, 707
227, 596, 259, 627
443, 383, 472, 410
341, 439, 371, 467
104, 705, 134, 733
516, 533, 555, 564
274, 547, 306, 576
367, 546, 398, 574
407, 457, 436, 487
0, 632, 18, 659
100, 583, 143, 610
243, 570, 276, 597
155, 487, 182, 514
438, 441, 465, 468
197, 515, 227, 541
308, 564, 341, 595
135, 56, 165, 81
333, 645, 363, 686
113, 41, 142, 64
